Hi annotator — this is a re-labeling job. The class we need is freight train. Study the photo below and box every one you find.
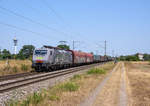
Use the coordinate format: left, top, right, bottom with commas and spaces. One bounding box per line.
32, 45, 112, 71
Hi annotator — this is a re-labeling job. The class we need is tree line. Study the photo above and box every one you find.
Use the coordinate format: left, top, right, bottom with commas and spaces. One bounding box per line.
0, 44, 70, 60
0, 45, 35, 60
118, 53, 150, 61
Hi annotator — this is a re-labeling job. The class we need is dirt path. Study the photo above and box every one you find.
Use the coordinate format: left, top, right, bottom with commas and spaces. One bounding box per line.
80, 62, 128, 106
119, 63, 128, 106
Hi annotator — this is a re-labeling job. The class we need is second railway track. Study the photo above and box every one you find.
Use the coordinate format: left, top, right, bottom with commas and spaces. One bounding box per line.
0, 63, 105, 93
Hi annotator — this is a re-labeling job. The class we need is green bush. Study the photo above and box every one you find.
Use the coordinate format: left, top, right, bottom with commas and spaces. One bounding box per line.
21, 64, 28, 71
87, 68, 106, 75
59, 82, 79, 92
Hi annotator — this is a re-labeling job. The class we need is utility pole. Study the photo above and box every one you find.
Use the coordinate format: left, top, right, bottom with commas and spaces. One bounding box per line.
0, 46, 1, 54
112, 50, 114, 57
72, 40, 80, 50
104, 40, 106, 56
73, 40, 75, 50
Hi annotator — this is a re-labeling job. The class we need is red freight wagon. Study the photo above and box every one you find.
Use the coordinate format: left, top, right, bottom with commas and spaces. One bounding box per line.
71, 50, 93, 65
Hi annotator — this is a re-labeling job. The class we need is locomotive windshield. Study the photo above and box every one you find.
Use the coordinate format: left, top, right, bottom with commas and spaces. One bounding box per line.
35, 50, 47, 55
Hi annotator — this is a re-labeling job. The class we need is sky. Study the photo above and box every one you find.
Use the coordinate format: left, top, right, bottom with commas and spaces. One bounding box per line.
0, 0, 150, 56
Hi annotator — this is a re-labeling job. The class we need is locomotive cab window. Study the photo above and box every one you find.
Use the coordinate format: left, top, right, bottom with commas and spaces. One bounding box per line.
35, 50, 47, 55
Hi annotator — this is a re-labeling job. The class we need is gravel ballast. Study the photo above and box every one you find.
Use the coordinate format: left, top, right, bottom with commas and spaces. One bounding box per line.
0, 65, 102, 106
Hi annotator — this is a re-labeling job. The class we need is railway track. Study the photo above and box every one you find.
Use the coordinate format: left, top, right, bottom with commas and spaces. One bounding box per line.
0, 72, 38, 82
0, 63, 104, 93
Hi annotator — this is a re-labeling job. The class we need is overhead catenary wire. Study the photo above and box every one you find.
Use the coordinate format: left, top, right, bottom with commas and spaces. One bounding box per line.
40, 0, 82, 39
0, 21, 53, 38
0, 6, 71, 38
41, 0, 65, 22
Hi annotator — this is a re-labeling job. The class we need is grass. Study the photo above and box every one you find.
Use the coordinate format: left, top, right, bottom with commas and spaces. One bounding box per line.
31, 92, 43, 105
6, 62, 115, 106
87, 68, 106, 75
58, 82, 79, 92
71, 74, 81, 81
0, 60, 32, 76
7, 81, 80, 105
12, 66, 18, 73
48, 94, 60, 101
21, 64, 28, 71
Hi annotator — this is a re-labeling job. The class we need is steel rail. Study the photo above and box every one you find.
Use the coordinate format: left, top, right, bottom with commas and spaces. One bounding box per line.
0, 63, 104, 93
0, 72, 38, 82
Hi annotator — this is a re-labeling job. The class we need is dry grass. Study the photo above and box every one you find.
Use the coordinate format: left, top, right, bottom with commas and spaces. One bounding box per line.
93, 63, 122, 106
0, 60, 32, 76
125, 62, 150, 106
7, 62, 115, 106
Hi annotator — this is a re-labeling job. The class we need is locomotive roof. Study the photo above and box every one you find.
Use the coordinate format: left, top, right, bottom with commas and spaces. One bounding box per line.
43, 45, 70, 51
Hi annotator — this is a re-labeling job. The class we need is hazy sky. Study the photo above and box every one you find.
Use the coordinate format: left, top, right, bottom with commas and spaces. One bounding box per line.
0, 0, 150, 56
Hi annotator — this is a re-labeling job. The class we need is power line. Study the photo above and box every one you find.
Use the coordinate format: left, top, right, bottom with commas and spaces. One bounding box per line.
0, 21, 52, 38
0, 6, 71, 37
41, 0, 64, 22
105, 40, 107, 56
40, 0, 82, 39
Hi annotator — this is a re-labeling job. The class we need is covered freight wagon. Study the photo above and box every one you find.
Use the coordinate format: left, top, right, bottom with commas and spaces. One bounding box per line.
71, 51, 93, 65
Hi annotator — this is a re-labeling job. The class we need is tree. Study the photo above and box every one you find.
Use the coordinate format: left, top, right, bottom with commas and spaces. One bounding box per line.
118, 54, 139, 61
143, 54, 150, 61
57, 45, 70, 50
1, 49, 11, 59
17, 45, 35, 59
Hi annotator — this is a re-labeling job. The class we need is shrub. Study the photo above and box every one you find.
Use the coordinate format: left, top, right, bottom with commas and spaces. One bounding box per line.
87, 68, 106, 75
59, 82, 79, 92
21, 64, 28, 71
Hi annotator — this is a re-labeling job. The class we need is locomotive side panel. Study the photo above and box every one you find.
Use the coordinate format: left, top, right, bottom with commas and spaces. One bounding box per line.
53, 49, 73, 65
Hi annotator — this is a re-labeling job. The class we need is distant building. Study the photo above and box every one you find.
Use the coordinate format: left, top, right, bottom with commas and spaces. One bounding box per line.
137, 53, 144, 61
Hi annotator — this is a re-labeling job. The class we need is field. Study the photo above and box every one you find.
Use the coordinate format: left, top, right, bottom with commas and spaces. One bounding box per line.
0, 60, 32, 76
125, 61, 150, 106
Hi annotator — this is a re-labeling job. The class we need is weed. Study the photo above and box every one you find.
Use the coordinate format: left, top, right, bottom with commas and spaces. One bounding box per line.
12, 66, 18, 73
48, 94, 60, 101
6, 100, 18, 106
87, 68, 106, 75
21, 64, 28, 71
21, 99, 30, 106
71, 74, 81, 80
31, 92, 43, 105
3, 66, 10, 71
59, 82, 79, 92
